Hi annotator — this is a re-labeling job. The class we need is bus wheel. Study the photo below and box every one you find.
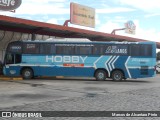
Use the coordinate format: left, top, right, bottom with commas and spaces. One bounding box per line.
112, 70, 123, 81
22, 68, 33, 79
95, 70, 107, 81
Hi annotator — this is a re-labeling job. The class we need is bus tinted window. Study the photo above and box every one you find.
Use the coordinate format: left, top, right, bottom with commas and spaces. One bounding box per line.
130, 45, 140, 56
47, 44, 56, 54
75, 46, 92, 55
40, 44, 46, 54
56, 46, 74, 54
93, 45, 105, 55
63, 46, 74, 54
23, 43, 39, 54
140, 45, 152, 56
56, 46, 63, 54
40, 44, 56, 54
130, 44, 152, 56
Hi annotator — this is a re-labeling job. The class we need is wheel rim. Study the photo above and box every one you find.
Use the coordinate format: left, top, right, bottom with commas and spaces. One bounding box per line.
98, 72, 104, 80
114, 72, 121, 80
24, 71, 31, 77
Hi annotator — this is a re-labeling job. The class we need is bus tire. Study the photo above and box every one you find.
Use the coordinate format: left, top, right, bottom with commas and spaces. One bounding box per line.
22, 68, 33, 79
112, 70, 123, 81
95, 70, 107, 81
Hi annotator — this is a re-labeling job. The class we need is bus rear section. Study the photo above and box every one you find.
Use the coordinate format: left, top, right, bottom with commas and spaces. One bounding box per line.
125, 42, 156, 79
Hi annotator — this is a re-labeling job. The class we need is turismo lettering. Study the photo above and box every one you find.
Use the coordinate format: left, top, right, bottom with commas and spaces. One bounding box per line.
46, 56, 87, 63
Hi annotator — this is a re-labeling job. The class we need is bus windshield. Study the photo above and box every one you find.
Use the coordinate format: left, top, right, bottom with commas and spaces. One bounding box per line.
5, 53, 21, 64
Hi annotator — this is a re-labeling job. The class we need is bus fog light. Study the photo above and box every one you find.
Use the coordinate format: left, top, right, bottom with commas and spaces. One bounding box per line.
10, 70, 16, 74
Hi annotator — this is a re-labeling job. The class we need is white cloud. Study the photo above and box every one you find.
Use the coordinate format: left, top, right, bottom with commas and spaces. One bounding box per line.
131, 28, 160, 42
115, 16, 124, 19
47, 18, 58, 24
96, 7, 136, 14
16, 2, 69, 15
145, 13, 160, 18
69, 24, 95, 31
42, 15, 49, 20
95, 14, 101, 26
112, 16, 126, 23
118, 0, 160, 12
0, 0, 69, 15
98, 20, 122, 33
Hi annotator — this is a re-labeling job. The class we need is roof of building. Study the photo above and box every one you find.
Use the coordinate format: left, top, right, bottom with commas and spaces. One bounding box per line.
0, 15, 160, 48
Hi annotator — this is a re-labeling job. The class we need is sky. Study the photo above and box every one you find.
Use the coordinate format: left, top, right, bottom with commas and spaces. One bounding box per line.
0, 0, 160, 50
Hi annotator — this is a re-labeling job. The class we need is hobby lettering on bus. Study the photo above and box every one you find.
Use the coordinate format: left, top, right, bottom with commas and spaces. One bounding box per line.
46, 56, 87, 63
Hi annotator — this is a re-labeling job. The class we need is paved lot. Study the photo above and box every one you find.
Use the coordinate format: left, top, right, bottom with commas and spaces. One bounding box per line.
0, 75, 160, 120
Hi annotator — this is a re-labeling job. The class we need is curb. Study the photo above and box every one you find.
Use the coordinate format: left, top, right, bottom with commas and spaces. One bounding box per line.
56, 76, 64, 79
0, 76, 23, 80
0, 76, 63, 80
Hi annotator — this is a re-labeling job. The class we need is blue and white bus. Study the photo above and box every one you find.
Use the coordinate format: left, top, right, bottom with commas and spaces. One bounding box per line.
3, 39, 156, 80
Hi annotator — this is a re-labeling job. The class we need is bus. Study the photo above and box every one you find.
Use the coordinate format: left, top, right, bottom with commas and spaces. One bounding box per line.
3, 39, 156, 81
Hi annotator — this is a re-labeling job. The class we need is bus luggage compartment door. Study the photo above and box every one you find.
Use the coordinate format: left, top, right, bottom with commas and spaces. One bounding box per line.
140, 66, 148, 75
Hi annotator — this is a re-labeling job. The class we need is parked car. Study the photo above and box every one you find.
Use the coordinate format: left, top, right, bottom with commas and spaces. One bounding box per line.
156, 65, 160, 73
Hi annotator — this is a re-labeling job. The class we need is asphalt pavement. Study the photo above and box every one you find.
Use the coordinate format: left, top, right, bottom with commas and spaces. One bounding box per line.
0, 75, 160, 120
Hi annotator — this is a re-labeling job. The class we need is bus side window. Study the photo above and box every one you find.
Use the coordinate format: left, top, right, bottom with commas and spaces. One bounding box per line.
56, 46, 63, 54
49, 44, 56, 54
56, 46, 74, 55
93, 46, 99, 55
140, 45, 152, 56
130, 45, 140, 56
40, 44, 46, 54
75, 46, 92, 55
93, 45, 104, 55
63, 46, 74, 55
40, 44, 56, 54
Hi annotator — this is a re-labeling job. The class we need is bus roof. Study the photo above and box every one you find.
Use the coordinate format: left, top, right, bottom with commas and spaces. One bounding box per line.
10, 40, 156, 45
